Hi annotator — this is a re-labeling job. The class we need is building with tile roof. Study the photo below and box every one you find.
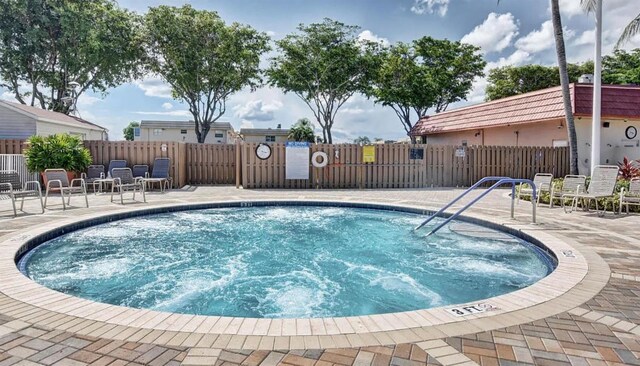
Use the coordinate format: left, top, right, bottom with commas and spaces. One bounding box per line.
410, 83, 640, 174
0, 100, 108, 140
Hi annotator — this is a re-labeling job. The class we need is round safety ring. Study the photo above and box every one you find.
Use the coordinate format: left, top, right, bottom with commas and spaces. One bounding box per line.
312, 151, 329, 168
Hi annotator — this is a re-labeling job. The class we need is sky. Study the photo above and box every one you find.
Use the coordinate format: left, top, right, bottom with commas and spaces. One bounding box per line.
2, 0, 640, 141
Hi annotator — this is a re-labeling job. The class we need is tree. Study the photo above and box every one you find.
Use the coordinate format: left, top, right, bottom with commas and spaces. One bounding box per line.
485, 62, 595, 101
267, 18, 379, 143
551, 0, 579, 175
353, 136, 371, 145
618, 14, 640, 48
144, 5, 270, 143
496, 0, 579, 174
368, 38, 484, 135
0, 0, 144, 114
288, 118, 316, 143
602, 49, 640, 84
123, 122, 140, 141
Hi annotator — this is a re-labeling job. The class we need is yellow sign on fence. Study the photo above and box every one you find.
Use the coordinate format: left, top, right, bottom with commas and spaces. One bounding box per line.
363, 145, 376, 163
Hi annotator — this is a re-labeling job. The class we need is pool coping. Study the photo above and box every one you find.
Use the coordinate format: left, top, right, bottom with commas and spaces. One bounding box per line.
0, 199, 610, 350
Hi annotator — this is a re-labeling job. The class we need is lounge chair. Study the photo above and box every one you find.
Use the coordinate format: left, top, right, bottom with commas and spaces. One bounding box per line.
562, 165, 619, 216
517, 173, 553, 206
132, 165, 149, 179
0, 170, 44, 217
44, 169, 88, 210
619, 178, 640, 214
143, 158, 172, 192
549, 175, 587, 208
81, 165, 105, 192
111, 168, 146, 204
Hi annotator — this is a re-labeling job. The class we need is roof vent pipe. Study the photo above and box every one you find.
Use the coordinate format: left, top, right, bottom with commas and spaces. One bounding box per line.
579, 74, 594, 84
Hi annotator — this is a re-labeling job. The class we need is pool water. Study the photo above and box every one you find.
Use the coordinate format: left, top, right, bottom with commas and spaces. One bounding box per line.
21, 206, 554, 318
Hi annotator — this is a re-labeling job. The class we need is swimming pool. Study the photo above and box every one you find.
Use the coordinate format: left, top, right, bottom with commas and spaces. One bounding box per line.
19, 204, 555, 319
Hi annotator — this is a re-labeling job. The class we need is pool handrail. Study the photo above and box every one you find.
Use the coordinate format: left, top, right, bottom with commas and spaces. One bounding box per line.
414, 176, 510, 231
415, 177, 537, 236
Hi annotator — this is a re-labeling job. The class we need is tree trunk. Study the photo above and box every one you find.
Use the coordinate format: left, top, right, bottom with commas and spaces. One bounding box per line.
551, 0, 579, 175
326, 125, 333, 144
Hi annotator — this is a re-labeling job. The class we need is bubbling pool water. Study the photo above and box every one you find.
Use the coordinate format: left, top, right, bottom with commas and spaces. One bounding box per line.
20, 206, 554, 318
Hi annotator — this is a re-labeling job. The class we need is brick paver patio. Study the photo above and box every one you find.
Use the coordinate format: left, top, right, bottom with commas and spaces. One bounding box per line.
0, 187, 639, 365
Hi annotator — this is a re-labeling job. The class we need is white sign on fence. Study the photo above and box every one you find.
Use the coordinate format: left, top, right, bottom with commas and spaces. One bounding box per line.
285, 142, 310, 180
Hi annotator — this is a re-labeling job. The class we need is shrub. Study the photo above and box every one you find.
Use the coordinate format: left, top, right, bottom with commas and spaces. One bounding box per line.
24, 134, 92, 173
618, 157, 640, 180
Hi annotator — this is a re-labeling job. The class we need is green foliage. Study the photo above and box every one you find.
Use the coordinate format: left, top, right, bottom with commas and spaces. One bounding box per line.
123, 121, 140, 141
144, 5, 270, 143
288, 118, 316, 143
485, 62, 594, 101
353, 136, 371, 145
0, 0, 144, 113
602, 49, 640, 85
368, 38, 484, 134
24, 134, 92, 173
267, 18, 380, 143
516, 177, 640, 213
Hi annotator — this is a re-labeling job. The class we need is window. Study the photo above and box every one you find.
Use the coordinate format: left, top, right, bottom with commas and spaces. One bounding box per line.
214, 131, 224, 138
265, 135, 276, 142
134, 127, 140, 137
180, 129, 187, 134
461, 140, 468, 147
552, 139, 568, 147
153, 129, 163, 135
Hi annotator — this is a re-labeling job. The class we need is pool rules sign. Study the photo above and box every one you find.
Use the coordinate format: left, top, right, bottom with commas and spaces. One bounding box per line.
286, 142, 310, 179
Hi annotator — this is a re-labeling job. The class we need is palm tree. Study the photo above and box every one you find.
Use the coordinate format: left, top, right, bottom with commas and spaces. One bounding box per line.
498, 0, 579, 174
618, 14, 640, 47
550, 0, 579, 174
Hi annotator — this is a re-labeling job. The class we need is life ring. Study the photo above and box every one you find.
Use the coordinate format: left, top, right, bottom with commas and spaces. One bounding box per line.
311, 151, 329, 168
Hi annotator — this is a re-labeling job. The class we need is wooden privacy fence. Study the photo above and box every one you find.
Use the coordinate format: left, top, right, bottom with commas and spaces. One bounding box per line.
83, 141, 188, 188
0, 140, 27, 154
0, 139, 570, 188
241, 143, 570, 189
186, 143, 236, 185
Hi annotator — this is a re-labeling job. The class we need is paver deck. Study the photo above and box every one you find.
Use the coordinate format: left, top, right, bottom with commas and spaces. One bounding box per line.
0, 186, 639, 365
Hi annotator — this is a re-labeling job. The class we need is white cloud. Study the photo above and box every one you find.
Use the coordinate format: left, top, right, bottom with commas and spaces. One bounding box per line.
133, 76, 173, 99
573, 29, 595, 46
410, 0, 449, 17
133, 110, 192, 117
515, 21, 575, 54
233, 99, 283, 121
240, 121, 255, 129
76, 94, 102, 107
358, 30, 390, 47
556, 0, 584, 19
461, 13, 519, 54
266, 31, 276, 37
161, 102, 173, 110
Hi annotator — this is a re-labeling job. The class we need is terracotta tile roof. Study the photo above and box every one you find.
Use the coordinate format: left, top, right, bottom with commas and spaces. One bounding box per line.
0, 100, 107, 131
410, 83, 640, 136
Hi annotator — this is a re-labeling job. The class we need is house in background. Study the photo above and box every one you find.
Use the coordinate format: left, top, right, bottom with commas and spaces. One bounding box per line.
410, 83, 640, 174
0, 100, 108, 140
240, 125, 290, 143
135, 120, 236, 144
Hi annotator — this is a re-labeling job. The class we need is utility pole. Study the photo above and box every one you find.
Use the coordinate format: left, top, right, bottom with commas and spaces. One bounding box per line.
591, 0, 602, 173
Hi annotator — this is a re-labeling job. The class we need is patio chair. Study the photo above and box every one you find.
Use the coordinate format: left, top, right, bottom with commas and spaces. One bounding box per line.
619, 178, 640, 214
110, 168, 146, 204
94, 160, 127, 193
549, 175, 587, 208
517, 173, 553, 206
0, 170, 44, 217
562, 165, 619, 216
143, 158, 172, 192
44, 169, 88, 210
81, 165, 105, 192
132, 165, 149, 179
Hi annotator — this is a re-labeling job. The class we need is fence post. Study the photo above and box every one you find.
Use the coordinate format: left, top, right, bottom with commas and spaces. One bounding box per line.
236, 140, 241, 188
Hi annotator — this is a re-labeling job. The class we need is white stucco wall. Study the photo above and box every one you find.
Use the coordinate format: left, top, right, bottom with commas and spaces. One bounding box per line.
36, 120, 106, 140
242, 134, 289, 143
136, 127, 230, 144
421, 117, 640, 175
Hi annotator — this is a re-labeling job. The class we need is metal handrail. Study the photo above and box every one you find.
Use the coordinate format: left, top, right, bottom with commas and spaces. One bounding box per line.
414, 176, 510, 231
415, 178, 537, 237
